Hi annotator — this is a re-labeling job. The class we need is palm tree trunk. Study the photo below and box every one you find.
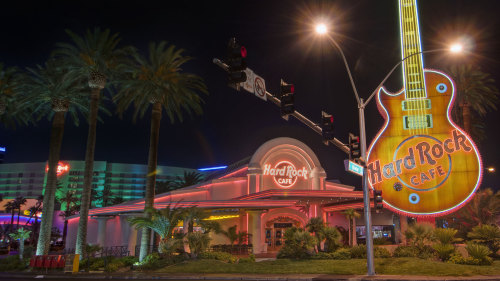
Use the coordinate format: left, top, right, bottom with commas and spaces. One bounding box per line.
139, 102, 162, 262
62, 219, 68, 248
17, 209, 20, 228
10, 210, 15, 231
19, 239, 24, 261
352, 217, 357, 246
462, 102, 471, 134
75, 88, 100, 257
36, 111, 66, 255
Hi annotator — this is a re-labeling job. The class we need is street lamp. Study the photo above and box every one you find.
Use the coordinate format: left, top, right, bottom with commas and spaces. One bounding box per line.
315, 28, 463, 276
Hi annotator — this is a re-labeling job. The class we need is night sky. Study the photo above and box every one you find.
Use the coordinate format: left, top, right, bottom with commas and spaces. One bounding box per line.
0, 0, 498, 190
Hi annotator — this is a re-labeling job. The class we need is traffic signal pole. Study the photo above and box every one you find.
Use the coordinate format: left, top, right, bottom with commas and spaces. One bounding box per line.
213, 58, 349, 154
359, 98, 375, 275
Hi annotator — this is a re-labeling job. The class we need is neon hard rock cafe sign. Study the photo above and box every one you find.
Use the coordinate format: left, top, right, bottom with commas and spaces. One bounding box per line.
263, 161, 308, 188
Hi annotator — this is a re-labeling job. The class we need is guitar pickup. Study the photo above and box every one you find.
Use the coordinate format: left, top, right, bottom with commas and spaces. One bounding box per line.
402, 99, 431, 111
403, 114, 433, 129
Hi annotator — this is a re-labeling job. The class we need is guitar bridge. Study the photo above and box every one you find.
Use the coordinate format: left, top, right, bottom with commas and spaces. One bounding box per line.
403, 114, 433, 129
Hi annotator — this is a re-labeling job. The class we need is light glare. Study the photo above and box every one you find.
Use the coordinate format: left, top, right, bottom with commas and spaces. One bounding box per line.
450, 43, 463, 53
315, 23, 327, 35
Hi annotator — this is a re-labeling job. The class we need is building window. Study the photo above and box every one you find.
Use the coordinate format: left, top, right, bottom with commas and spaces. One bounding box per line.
18, 173, 23, 177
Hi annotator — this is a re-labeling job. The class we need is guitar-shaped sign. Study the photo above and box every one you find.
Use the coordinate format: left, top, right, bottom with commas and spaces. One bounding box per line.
366, 0, 482, 217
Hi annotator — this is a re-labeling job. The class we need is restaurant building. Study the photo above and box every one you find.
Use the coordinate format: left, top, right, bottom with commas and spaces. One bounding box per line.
66, 137, 397, 254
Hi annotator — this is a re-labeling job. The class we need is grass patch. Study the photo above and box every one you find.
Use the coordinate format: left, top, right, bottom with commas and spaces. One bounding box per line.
156, 258, 500, 276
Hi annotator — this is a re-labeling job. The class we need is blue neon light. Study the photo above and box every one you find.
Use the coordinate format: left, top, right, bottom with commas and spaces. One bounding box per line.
198, 166, 228, 171
0, 147, 5, 152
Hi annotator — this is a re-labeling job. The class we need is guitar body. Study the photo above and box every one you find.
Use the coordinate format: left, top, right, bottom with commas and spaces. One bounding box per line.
366, 69, 482, 216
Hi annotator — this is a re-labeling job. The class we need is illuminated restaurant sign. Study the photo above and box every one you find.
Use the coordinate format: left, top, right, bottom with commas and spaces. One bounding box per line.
263, 161, 308, 188
46, 162, 70, 176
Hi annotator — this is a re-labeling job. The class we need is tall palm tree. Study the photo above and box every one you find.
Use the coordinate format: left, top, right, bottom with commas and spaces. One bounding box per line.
342, 208, 361, 246
446, 64, 499, 139
52, 28, 131, 257
59, 204, 79, 248
173, 171, 205, 189
99, 186, 114, 207
20, 59, 88, 255
0, 63, 31, 128
4, 200, 16, 232
13, 196, 27, 228
114, 41, 208, 261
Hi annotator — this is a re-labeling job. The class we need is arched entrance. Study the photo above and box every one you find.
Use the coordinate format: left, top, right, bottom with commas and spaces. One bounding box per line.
264, 216, 302, 252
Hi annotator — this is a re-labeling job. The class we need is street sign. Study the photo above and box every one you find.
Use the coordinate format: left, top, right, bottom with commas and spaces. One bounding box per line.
344, 159, 363, 176
242, 68, 266, 101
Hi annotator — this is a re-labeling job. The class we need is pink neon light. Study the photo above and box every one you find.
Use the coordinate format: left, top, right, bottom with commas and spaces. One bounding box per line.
219, 167, 248, 179
46, 162, 70, 176
234, 189, 364, 201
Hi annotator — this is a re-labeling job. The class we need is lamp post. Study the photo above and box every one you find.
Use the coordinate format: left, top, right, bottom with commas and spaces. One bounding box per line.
315, 23, 462, 276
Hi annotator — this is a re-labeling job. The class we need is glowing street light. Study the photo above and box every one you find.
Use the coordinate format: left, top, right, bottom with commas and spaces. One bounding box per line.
314, 23, 466, 276
450, 43, 463, 53
315, 23, 328, 35
487, 167, 495, 173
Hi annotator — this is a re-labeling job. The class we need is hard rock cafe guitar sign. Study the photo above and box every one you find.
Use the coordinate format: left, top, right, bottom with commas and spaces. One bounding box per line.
366, 0, 482, 217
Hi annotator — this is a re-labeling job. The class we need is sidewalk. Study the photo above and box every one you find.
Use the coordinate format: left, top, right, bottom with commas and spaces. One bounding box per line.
2, 272, 500, 281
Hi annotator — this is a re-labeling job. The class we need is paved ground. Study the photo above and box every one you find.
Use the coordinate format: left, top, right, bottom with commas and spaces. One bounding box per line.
2, 272, 500, 281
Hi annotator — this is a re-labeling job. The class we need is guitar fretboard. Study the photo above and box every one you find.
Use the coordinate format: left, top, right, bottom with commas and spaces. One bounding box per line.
399, 0, 427, 99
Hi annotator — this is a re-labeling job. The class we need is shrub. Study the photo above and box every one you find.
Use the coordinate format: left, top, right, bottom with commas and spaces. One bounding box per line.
432, 228, 459, 244
374, 247, 391, 258
405, 223, 433, 251
118, 256, 138, 266
465, 243, 493, 265
0, 255, 27, 271
137, 252, 163, 270
432, 243, 455, 261
310, 252, 332, 259
105, 259, 125, 272
89, 258, 105, 271
393, 246, 418, 257
321, 226, 343, 252
349, 244, 367, 258
187, 232, 211, 258
277, 227, 316, 259
199, 251, 238, 263
467, 225, 500, 256
331, 248, 351, 260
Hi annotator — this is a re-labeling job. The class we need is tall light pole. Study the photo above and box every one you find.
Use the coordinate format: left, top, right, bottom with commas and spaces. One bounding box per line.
314, 22, 463, 276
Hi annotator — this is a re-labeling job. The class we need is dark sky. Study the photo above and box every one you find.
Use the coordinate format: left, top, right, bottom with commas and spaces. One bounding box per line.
0, 0, 499, 189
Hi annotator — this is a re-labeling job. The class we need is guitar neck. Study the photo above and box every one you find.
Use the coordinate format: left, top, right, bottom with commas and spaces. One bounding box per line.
399, 0, 426, 99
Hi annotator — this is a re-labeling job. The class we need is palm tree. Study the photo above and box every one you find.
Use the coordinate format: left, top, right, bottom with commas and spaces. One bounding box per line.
446, 64, 499, 139
56, 190, 79, 248
14, 196, 27, 228
9, 228, 31, 261
445, 188, 500, 238
155, 180, 175, 194
114, 41, 208, 261
321, 226, 343, 252
98, 186, 114, 207
342, 208, 361, 246
128, 205, 183, 257
220, 225, 248, 246
0, 63, 31, 128
4, 200, 16, 232
52, 28, 131, 257
181, 207, 208, 233
173, 171, 205, 189
20, 59, 88, 255
306, 217, 325, 251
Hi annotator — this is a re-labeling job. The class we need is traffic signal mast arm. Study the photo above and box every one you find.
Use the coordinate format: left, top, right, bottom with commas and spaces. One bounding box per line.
213, 58, 349, 154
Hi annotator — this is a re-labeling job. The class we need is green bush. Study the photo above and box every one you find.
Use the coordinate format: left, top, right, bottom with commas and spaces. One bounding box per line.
0, 255, 28, 271
89, 258, 105, 271
432, 243, 455, 261
448, 253, 466, 264
374, 247, 391, 258
277, 227, 316, 259
199, 251, 238, 263
465, 243, 493, 265
118, 256, 138, 266
467, 225, 500, 256
432, 228, 459, 244
448, 252, 492, 266
393, 246, 419, 257
137, 252, 165, 270
331, 248, 351, 260
310, 252, 332, 259
349, 244, 367, 258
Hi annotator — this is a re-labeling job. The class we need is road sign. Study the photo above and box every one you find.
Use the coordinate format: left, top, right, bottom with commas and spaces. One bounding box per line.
242, 68, 266, 101
344, 159, 363, 176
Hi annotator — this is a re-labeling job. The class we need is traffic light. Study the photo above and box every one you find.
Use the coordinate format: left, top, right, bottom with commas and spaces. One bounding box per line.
321, 111, 334, 143
280, 79, 294, 118
374, 189, 383, 210
348, 133, 361, 162
226, 38, 247, 85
